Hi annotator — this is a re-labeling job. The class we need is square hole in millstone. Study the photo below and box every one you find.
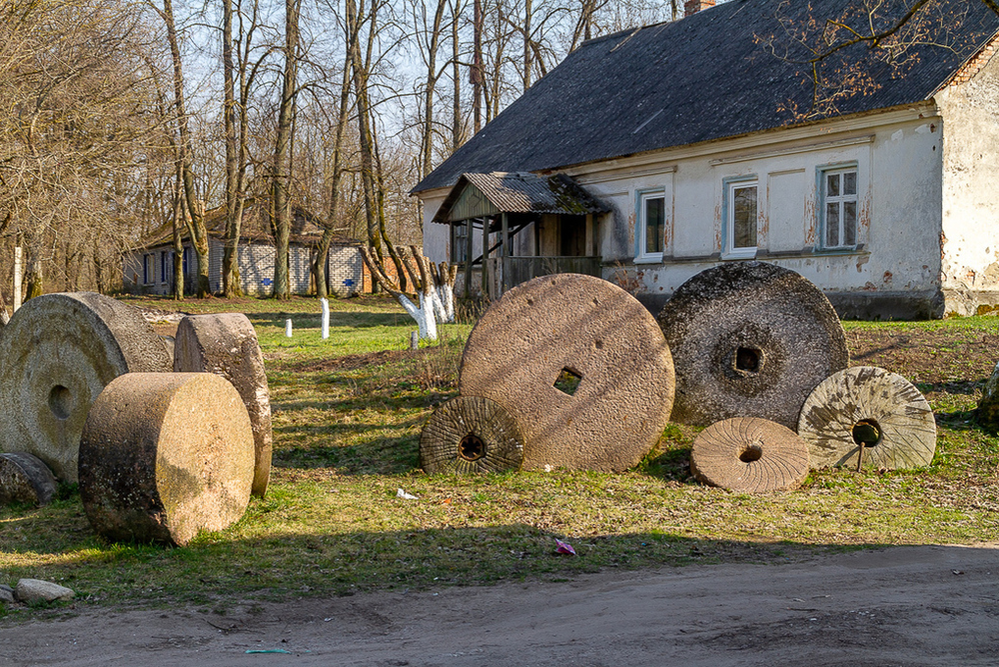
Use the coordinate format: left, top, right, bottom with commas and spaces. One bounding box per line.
553, 368, 583, 396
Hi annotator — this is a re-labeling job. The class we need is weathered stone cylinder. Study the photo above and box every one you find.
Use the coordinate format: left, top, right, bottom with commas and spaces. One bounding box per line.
174, 313, 272, 497
78, 373, 254, 546
0, 452, 58, 506
0, 292, 171, 482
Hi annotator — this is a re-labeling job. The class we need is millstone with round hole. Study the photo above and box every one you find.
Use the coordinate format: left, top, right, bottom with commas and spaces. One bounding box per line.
0, 452, 58, 506
690, 417, 810, 493
420, 396, 524, 474
658, 261, 848, 429
798, 366, 936, 469
78, 373, 254, 546
459, 273, 675, 472
174, 313, 272, 497
0, 292, 172, 482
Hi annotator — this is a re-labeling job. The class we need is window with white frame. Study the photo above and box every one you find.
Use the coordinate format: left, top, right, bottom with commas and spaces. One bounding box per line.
635, 190, 665, 262
724, 178, 758, 259
821, 167, 858, 250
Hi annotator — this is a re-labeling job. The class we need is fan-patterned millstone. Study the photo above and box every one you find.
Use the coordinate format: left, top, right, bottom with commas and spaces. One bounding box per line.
798, 366, 936, 470
420, 396, 524, 474
690, 417, 810, 493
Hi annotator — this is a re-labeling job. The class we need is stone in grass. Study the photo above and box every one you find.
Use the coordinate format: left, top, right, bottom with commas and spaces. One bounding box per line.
174, 313, 272, 498
0, 452, 57, 506
0, 292, 171, 482
977, 360, 999, 430
0, 584, 15, 604
690, 417, 810, 493
79, 373, 254, 546
15, 579, 75, 604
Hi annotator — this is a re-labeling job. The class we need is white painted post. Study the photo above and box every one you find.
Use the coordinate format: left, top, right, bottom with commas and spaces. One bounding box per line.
410, 330, 419, 350
285, 318, 293, 337
320, 298, 330, 339
12, 246, 22, 312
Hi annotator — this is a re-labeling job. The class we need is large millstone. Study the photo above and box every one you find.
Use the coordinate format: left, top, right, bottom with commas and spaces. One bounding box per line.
658, 262, 848, 429
0, 452, 58, 506
690, 417, 810, 493
459, 274, 675, 472
174, 313, 272, 497
78, 373, 254, 546
0, 293, 172, 482
798, 366, 936, 470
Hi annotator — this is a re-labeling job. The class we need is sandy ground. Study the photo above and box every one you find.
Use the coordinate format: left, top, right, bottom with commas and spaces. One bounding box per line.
3, 543, 998, 666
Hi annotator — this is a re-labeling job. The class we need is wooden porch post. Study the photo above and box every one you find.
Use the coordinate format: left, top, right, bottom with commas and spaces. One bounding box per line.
501, 212, 509, 296
480, 216, 489, 298
463, 219, 473, 298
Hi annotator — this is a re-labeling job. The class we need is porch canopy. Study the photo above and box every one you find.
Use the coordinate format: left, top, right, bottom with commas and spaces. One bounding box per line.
432, 171, 609, 296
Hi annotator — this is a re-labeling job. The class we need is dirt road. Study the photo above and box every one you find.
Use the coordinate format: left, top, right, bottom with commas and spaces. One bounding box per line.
3, 543, 997, 666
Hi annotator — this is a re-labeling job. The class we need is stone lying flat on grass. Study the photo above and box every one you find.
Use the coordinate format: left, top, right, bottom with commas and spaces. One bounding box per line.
798, 366, 936, 469
0, 452, 57, 506
174, 313, 272, 497
0, 292, 171, 482
658, 262, 848, 429
977, 360, 999, 430
15, 578, 75, 604
459, 273, 675, 472
79, 373, 254, 546
690, 417, 810, 493
420, 396, 524, 474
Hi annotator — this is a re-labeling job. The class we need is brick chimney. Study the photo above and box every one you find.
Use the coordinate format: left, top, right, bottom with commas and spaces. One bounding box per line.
684, 0, 715, 17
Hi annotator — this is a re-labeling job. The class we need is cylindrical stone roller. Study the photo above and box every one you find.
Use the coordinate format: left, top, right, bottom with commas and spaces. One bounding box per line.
459, 273, 674, 472
658, 261, 848, 429
0, 452, 58, 506
174, 313, 272, 497
0, 292, 172, 482
78, 373, 255, 546
420, 396, 524, 474
690, 417, 810, 493
798, 366, 936, 469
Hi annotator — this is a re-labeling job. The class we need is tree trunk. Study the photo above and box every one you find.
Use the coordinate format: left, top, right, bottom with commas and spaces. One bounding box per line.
221, 0, 243, 298
272, 0, 300, 301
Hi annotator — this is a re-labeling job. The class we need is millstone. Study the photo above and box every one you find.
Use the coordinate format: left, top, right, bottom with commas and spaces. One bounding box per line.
976, 360, 999, 430
459, 273, 675, 472
690, 417, 810, 493
0, 292, 172, 482
798, 366, 936, 470
0, 452, 57, 506
420, 396, 524, 474
78, 373, 254, 546
174, 313, 272, 497
658, 261, 848, 429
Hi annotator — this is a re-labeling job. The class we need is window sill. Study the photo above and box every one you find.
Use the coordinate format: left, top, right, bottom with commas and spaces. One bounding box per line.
721, 248, 757, 261
634, 254, 664, 265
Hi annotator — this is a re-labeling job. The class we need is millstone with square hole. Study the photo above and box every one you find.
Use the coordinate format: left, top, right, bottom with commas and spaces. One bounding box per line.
78, 373, 254, 546
420, 396, 524, 474
174, 313, 273, 497
690, 417, 810, 493
798, 366, 936, 469
459, 273, 675, 472
0, 452, 57, 506
658, 261, 848, 429
0, 293, 172, 482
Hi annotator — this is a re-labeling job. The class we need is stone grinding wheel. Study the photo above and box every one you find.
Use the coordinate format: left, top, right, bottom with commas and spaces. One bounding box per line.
798, 366, 936, 470
459, 273, 675, 472
690, 417, 810, 493
78, 373, 254, 546
658, 261, 848, 429
0, 452, 58, 506
420, 396, 524, 474
0, 292, 172, 482
174, 313, 273, 497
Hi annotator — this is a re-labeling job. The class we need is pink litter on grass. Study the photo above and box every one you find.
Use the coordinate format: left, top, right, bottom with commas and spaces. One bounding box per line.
554, 538, 576, 556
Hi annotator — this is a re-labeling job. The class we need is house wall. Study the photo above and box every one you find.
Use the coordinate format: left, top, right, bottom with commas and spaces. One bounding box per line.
936, 45, 999, 316
566, 106, 946, 319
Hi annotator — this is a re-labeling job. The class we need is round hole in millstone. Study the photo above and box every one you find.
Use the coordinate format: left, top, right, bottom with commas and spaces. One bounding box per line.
459, 273, 675, 472
48, 385, 73, 420
690, 417, 810, 493
657, 261, 848, 429
458, 433, 487, 462
734, 347, 762, 374
798, 366, 936, 470
420, 396, 524, 474
852, 419, 883, 448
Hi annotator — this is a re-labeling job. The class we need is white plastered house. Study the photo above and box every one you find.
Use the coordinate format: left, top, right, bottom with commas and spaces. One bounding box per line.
412, 0, 999, 318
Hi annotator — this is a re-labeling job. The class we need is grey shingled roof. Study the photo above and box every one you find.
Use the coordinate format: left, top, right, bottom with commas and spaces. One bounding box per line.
432, 172, 610, 223
413, 0, 999, 194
